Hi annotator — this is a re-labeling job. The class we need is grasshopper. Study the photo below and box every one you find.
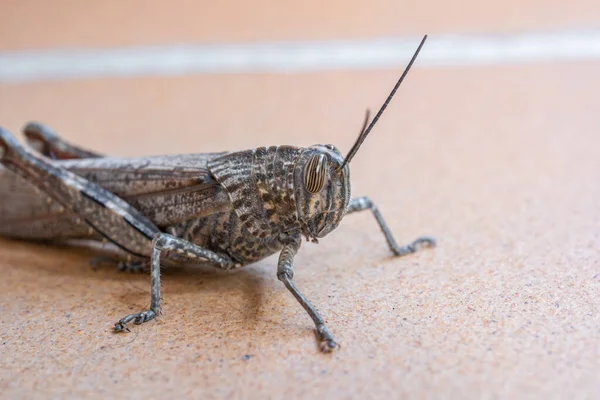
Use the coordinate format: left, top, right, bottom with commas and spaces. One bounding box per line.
0, 35, 434, 352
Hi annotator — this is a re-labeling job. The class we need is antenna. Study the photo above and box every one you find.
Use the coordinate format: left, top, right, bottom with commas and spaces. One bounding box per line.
339, 34, 428, 171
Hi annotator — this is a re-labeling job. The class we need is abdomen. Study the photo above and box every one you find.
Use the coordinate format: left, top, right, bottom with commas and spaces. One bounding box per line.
0, 153, 226, 242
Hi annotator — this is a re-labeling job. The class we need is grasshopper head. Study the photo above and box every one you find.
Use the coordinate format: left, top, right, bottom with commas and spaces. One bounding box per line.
293, 34, 427, 241
294, 144, 351, 239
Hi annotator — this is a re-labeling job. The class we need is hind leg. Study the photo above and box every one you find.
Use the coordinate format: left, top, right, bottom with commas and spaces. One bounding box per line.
23, 122, 103, 160
1, 128, 236, 332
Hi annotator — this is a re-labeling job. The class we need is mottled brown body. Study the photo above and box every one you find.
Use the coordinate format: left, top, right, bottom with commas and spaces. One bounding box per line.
0, 143, 347, 267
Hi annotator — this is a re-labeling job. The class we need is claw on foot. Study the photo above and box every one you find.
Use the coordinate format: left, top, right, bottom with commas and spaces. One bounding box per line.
319, 338, 339, 353
393, 236, 436, 257
316, 324, 339, 353
113, 310, 157, 333
114, 322, 131, 333
413, 236, 436, 248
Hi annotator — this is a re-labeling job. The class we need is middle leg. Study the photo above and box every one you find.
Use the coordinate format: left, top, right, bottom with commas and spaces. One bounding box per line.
114, 233, 236, 332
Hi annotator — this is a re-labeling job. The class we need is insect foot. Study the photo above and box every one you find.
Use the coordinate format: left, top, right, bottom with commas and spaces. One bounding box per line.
316, 324, 339, 353
114, 310, 157, 333
392, 236, 437, 257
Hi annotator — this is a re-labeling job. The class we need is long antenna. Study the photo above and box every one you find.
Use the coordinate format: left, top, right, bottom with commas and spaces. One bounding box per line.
339, 34, 428, 171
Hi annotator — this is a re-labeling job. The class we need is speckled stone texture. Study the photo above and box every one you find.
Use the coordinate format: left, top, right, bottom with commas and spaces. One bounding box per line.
1, 2, 600, 399
1, 63, 599, 399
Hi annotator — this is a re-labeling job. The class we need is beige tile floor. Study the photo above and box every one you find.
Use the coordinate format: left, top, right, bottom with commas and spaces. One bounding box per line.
1, 3, 599, 399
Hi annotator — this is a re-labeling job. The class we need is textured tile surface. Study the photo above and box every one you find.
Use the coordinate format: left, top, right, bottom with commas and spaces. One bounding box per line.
1, 62, 599, 398
1, 1, 600, 398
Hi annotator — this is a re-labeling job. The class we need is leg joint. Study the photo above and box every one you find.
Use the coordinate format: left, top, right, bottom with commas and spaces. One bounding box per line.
349, 196, 375, 213
277, 266, 294, 281
152, 232, 168, 249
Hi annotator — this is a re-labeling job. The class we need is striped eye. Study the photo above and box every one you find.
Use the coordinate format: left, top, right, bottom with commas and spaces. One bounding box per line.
303, 154, 328, 193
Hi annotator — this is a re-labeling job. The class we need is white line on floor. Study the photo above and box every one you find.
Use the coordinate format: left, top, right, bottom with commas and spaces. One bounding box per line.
1, 30, 600, 83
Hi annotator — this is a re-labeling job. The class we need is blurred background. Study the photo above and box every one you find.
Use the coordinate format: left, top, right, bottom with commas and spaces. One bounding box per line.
1, 1, 599, 156
1, 1, 600, 399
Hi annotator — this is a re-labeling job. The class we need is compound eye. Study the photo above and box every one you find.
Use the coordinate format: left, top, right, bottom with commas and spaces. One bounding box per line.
303, 154, 328, 193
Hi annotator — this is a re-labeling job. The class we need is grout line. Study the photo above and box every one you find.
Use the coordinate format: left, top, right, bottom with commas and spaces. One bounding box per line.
1, 30, 600, 83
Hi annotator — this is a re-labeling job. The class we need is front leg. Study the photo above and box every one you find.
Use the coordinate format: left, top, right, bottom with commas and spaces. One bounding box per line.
347, 196, 436, 256
114, 233, 236, 332
277, 236, 338, 352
